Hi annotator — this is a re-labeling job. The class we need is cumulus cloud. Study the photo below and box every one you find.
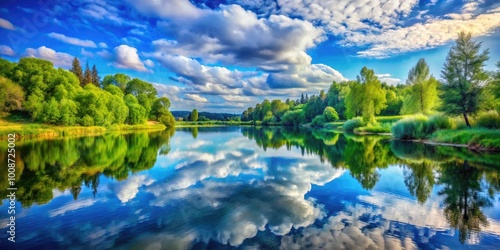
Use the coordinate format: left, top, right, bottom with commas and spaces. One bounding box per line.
376, 73, 401, 86
143, 59, 154, 68
48, 32, 98, 48
98, 42, 108, 48
143, 1, 324, 71
267, 64, 347, 89
0, 17, 15, 30
49, 199, 98, 217
80, 48, 94, 57
352, 8, 500, 58
111, 45, 149, 72
108, 175, 155, 203
184, 93, 208, 103
0, 45, 15, 56
25, 46, 73, 67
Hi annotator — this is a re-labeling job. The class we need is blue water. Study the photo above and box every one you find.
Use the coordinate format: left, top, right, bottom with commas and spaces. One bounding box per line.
1, 127, 499, 249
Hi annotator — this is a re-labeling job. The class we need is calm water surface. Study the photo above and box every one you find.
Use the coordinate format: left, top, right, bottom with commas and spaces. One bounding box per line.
1, 127, 500, 249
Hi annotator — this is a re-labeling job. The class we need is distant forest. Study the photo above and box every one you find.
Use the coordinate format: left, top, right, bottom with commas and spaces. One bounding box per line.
171, 111, 239, 121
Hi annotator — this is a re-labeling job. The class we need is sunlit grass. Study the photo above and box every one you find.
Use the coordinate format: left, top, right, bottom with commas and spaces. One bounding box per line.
430, 128, 500, 150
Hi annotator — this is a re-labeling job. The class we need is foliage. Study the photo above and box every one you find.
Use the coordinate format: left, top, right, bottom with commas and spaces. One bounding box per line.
189, 109, 199, 122
354, 123, 392, 134
440, 32, 490, 127
343, 117, 366, 131
402, 58, 440, 114
323, 106, 339, 122
391, 115, 430, 140
281, 109, 305, 126
345, 67, 387, 123
475, 111, 500, 129
431, 129, 500, 150
0, 76, 25, 116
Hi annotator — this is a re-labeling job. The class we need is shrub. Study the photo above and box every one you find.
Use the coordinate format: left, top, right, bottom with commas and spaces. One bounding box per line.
475, 112, 500, 129
391, 115, 429, 140
81, 115, 95, 126
281, 109, 305, 126
311, 115, 326, 127
323, 107, 339, 122
427, 114, 453, 132
343, 117, 366, 131
355, 123, 392, 134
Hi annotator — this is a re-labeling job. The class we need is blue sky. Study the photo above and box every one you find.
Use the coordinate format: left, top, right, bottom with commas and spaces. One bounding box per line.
0, 0, 499, 113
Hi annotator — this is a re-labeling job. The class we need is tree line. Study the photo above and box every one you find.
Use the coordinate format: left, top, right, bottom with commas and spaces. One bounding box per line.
0, 57, 175, 127
241, 32, 499, 128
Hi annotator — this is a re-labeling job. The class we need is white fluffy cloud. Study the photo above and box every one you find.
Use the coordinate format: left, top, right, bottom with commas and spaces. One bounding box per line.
80, 48, 94, 57
98, 42, 108, 48
111, 45, 149, 72
376, 73, 401, 85
108, 175, 155, 203
184, 93, 208, 103
0, 17, 15, 30
0, 45, 15, 56
25, 46, 73, 67
48, 32, 98, 48
142, 1, 325, 71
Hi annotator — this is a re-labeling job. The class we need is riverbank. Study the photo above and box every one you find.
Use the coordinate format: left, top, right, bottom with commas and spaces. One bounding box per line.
0, 118, 166, 140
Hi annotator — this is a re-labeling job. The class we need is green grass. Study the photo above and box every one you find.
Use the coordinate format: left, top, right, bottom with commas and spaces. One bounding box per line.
0, 118, 166, 139
430, 128, 500, 150
354, 123, 392, 134
176, 120, 253, 127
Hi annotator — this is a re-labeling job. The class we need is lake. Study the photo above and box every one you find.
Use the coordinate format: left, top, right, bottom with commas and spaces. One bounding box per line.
1, 127, 500, 249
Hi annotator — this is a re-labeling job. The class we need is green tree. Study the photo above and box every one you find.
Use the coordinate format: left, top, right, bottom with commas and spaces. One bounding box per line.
345, 67, 387, 123
323, 106, 339, 122
125, 78, 158, 117
124, 94, 147, 125
190, 109, 198, 122
70, 57, 83, 85
83, 62, 92, 86
402, 59, 439, 114
0, 77, 25, 116
102, 73, 130, 91
91, 64, 100, 87
440, 32, 490, 127
270, 99, 289, 122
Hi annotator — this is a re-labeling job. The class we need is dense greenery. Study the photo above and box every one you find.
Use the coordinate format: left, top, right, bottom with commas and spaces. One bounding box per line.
0, 57, 174, 128
239, 32, 499, 150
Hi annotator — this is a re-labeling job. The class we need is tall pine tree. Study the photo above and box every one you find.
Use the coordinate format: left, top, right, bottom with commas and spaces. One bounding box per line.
91, 64, 100, 87
440, 32, 489, 127
83, 62, 92, 86
70, 57, 83, 85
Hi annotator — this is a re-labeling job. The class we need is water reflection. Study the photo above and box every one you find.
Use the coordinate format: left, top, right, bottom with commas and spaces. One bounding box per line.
1, 126, 499, 249
0, 129, 174, 207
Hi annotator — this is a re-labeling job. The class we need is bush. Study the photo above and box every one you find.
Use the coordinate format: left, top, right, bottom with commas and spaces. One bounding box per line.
355, 123, 392, 134
391, 115, 429, 140
427, 114, 453, 132
323, 107, 339, 122
81, 115, 95, 126
281, 109, 305, 126
343, 117, 366, 131
311, 115, 326, 127
475, 112, 500, 129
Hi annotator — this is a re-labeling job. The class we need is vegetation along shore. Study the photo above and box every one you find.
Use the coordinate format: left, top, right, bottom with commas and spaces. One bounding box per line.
1, 32, 499, 151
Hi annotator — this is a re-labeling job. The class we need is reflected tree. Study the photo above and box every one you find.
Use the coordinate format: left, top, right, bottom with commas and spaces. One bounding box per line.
403, 161, 436, 203
438, 160, 493, 244
0, 130, 173, 207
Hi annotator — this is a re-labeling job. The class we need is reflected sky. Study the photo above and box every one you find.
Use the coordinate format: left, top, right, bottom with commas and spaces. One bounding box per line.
0, 127, 499, 249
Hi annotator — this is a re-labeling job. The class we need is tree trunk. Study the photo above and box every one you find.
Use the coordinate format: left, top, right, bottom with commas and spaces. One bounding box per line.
463, 113, 471, 127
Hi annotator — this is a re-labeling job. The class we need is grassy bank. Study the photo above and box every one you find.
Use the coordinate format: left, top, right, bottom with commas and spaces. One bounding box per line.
0, 118, 166, 139
176, 121, 254, 127
430, 129, 500, 151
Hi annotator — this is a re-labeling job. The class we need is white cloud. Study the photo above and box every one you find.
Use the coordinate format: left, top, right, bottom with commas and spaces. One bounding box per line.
0, 18, 15, 30
49, 199, 97, 217
98, 42, 108, 48
25, 46, 74, 67
48, 32, 97, 48
145, 2, 325, 71
111, 45, 149, 72
352, 8, 500, 58
184, 93, 208, 103
144, 59, 154, 68
376, 73, 401, 85
108, 175, 155, 203
80, 48, 94, 57
267, 64, 347, 89
0, 45, 15, 56
97, 49, 112, 59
